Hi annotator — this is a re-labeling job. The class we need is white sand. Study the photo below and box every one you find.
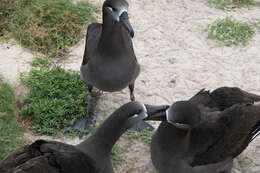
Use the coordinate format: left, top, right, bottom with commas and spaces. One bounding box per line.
0, 0, 260, 172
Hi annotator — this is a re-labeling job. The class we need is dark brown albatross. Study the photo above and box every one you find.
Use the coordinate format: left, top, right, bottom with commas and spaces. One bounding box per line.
75, 0, 153, 136
146, 87, 260, 173
0, 102, 168, 173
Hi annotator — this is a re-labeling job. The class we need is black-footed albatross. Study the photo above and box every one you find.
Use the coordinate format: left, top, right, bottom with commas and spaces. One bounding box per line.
75, 0, 152, 135
0, 102, 168, 173
146, 87, 260, 173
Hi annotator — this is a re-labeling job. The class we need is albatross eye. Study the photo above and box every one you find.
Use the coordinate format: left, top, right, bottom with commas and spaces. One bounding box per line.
107, 6, 116, 12
107, 7, 113, 11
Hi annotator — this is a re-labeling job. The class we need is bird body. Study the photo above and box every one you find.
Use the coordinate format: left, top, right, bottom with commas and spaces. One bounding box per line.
0, 102, 167, 173
151, 120, 232, 173
0, 140, 95, 173
81, 19, 139, 92
148, 87, 260, 173
73, 0, 153, 135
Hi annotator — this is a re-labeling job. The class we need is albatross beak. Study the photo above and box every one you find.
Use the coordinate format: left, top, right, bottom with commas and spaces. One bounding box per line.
120, 11, 134, 38
144, 105, 169, 121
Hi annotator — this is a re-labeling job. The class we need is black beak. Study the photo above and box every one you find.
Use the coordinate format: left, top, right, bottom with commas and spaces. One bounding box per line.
119, 11, 134, 38
144, 104, 169, 121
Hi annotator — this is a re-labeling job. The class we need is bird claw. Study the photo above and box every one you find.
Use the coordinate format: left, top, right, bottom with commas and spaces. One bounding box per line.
71, 116, 96, 139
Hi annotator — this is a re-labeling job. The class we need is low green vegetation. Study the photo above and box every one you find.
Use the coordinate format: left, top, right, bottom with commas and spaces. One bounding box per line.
0, 76, 24, 160
257, 22, 260, 31
252, 21, 260, 32
30, 56, 52, 68
138, 130, 154, 145
207, 17, 255, 46
123, 130, 154, 146
111, 130, 154, 168
110, 129, 154, 168
207, 0, 256, 9
20, 56, 99, 135
0, 0, 98, 57
111, 144, 125, 168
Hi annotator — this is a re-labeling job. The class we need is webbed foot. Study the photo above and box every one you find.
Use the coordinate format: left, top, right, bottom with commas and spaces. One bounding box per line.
72, 116, 95, 139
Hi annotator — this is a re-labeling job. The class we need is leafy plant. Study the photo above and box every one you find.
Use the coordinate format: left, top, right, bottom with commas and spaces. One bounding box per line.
0, 0, 99, 57
207, 0, 255, 9
207, 17, 255, 46
111, 144, 125, 168
251, 21, 260, 32
31, 56, 52, 68
20, 56, 99, 135
123, 130, 154, 146
0, 75, 24, 160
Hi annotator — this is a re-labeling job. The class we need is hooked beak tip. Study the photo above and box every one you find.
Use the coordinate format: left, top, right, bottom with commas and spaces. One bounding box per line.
130, 31, 134, 38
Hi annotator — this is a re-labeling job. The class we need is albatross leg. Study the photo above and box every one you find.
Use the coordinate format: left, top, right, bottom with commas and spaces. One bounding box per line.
72, 85, 95, 138
129, 83, 135, 101
129, 84, 155, 132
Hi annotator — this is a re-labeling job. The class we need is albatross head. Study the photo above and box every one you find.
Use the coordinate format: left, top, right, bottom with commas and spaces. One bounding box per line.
103, 0, 134, 37
145, 101, 201, 130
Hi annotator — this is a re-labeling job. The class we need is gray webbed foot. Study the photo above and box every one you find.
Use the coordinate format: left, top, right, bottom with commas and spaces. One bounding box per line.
129, 84, 135, 101
70, 86, 102, 138
72, 116, 95, 139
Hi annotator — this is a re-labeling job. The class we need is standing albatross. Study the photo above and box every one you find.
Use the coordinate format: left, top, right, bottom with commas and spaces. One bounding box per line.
75, 0, 152, 134
146, 87, 260, 173
0, 102, 168, 173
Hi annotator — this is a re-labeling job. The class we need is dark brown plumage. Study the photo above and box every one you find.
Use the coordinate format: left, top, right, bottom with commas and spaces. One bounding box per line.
189, 87, 260, 111
74, 0, 153, 135
0, 140, 95, 173
0, 102, 168, 173
190, 102, 260, 166
147, 87, 260, 173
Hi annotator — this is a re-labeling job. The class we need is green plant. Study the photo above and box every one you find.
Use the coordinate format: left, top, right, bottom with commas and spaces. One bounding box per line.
123, 130, 154, 146
31, 56, 52, 68
111, 144, 125, 168
251, 21, 260, 32
0, 0, 99, 57
207, 17, 255, 46
0, 75, 24, 160
207, 0, 255, 9
138, 130, 154, 145
256, 22, 260, 31
20, 56, 99, 135
112, 129, 153, 168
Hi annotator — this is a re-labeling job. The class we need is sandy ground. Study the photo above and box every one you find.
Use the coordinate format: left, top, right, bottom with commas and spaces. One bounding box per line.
0, 0, 260, 172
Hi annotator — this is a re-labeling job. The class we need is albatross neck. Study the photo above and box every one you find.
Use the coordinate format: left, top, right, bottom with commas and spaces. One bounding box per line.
97, 14, 129, 55
156, 122, 191, 154
77, 111, 128, 155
